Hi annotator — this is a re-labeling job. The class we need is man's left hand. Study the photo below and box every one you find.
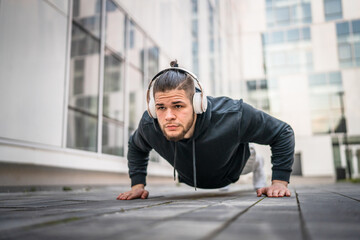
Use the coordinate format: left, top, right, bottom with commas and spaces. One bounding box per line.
256, 180, 291, 197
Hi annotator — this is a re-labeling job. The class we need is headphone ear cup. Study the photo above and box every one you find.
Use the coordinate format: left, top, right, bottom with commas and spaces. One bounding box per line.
193, 92, 203, 114
148, 97, 157, 118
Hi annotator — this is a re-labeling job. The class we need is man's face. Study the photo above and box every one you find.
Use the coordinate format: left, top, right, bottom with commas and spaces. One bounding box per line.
155, 89, 196, 141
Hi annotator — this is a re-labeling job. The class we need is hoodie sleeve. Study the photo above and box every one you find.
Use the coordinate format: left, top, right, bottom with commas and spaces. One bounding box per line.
127, 117, 153, 187
239, 101, 295, 183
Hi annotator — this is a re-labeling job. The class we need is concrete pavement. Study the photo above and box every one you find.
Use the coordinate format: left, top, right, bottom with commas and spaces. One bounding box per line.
0, 180, 359, 240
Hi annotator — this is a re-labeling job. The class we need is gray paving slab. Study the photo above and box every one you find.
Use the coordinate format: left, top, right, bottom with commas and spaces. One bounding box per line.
0, 183, 359, 240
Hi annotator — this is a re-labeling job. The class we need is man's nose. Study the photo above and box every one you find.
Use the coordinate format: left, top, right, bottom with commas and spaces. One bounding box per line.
165, 109, 176, 121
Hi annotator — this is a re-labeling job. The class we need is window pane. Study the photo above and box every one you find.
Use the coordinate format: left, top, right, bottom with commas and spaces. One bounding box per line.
272, 31, 284, 43
336, 22, 349, 36
247, 81, 257, 91
352, 20, 360, 34
329, 72, 342, 85
103, 50, 124, 121
275, 7, 290, 24
128, 67, 144, 134
324, 0, 342, 21
105, 0, 125, 56
102, 118, 124, 156
72, 0, 101, 38
338, 43, 352, 60
309, 73, 326, 86
302, 27, 311, 40
148, 42, 159, 79
259, 80, 268, 89
287, 28, 300, 42
128, 21, 145, 69
67, 108, 98, 152
301, 3, 312, 22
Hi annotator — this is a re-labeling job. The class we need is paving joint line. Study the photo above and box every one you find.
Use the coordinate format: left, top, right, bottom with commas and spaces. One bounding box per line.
295, 189, 312, 240
200, 196, 266, 240
326, 191, 360, 202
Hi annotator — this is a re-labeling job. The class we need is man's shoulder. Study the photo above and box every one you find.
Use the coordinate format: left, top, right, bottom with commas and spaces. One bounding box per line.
208, 96, 243, 114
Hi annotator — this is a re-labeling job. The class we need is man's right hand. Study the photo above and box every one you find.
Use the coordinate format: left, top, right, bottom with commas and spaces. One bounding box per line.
116, 184, 149, 200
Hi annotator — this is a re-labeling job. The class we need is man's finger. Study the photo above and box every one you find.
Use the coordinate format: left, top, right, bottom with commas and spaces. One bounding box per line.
257, 188, 266, 197
141, 190, 149, 199
267, 189, 273, 197
285, 189, 291, 197
278, 190, 285, 197
272, 189, 279, 197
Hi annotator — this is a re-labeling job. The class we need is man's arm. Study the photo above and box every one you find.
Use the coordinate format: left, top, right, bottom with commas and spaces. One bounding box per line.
117, 115, 153, 200
117, 184, 149, 200
239, 102, 295, 197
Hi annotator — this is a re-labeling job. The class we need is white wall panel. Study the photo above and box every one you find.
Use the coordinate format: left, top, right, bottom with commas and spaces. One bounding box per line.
0, 0, 68, 146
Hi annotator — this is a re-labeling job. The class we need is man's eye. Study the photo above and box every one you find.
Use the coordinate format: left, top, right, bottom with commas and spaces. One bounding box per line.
175, 105, 182, 109
157, 107, 165, 110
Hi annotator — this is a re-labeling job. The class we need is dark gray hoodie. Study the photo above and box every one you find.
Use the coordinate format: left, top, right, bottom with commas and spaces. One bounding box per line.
127, 96, 295, 189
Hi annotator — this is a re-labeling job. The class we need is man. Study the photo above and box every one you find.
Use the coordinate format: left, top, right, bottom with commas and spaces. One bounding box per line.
117, 61, 294, 200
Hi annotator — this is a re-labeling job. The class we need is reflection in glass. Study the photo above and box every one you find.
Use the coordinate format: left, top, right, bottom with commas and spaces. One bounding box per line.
103, 50, 124, 121
336, 22, 349, 36
67, 108, 98, 152
105, 0, 126, 56
287, 29, 299, 42
72, 0, 101, 38
128, 67, 144, 135
148, 43, 159, 79
128, 21, 145, 69
324, 0, 343, 21
352, 20, 360, 34
67, 18, 100, 151
102, 118, 124, 156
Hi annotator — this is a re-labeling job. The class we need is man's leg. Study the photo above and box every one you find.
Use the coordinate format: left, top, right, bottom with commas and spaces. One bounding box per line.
253, 154, 266, 190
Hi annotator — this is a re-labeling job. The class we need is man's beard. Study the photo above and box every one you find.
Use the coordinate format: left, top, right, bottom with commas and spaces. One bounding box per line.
161, 113, 195, 142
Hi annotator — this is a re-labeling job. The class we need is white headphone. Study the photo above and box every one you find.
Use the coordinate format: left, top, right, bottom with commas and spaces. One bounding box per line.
146, 67, 207, 119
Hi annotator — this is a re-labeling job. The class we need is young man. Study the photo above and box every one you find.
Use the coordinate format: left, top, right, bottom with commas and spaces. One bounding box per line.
117, 61, 294, 200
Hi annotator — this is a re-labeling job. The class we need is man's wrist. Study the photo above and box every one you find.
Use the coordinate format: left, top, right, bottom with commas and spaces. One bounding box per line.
131, 184, 145, 190
272, 180, 288, 187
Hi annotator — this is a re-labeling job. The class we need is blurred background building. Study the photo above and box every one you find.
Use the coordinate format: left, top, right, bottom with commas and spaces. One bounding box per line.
0, 0, 359, 187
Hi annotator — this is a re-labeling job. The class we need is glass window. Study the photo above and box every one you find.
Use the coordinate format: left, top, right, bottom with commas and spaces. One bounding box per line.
72, 0, 101, 38
354, 42, 360, 64
302, 27, 311, 40
272, 31, 284, 43
102, 118, 124, 156
329, 72, 342, 85
309, 73, 326, 86
105, 0, 125, 56
128, 21, 145, 69
148, 41, 159, 79
301, 3, 312, 23
259, 80, 268, 89
128, 67, 144, 134
247, 81, 257, 91
275, 7, 290, 25
338, 43, 352, 60
103, 50, 124, 121
352, 20, 360, 35
336, 22, 349, 36
324, 0, 342, 21
262, 33, 270, 45
287, 29, 300, 42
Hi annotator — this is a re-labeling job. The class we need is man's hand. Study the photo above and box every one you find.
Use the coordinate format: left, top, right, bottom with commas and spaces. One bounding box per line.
256, 180, 291, 198
116, 184, 149, 200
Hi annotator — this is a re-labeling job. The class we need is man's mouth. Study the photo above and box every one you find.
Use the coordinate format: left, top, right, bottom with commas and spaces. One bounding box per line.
165, 124, 179, 131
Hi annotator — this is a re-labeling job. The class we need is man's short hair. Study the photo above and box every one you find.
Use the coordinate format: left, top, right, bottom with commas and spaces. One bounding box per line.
153, 70, 195, 101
